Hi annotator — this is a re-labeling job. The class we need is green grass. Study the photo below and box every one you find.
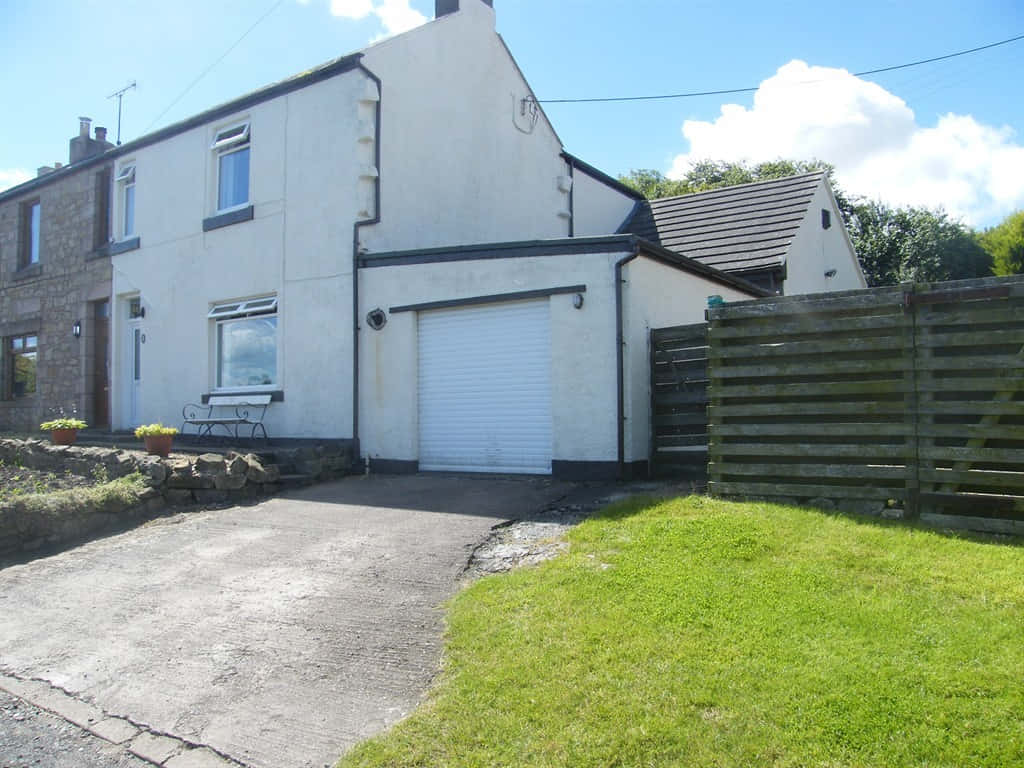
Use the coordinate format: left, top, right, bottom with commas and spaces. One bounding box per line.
338, 497, 1023, 768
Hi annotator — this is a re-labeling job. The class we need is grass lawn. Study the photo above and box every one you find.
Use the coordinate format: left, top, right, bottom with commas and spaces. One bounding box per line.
338, 497, 1023, 768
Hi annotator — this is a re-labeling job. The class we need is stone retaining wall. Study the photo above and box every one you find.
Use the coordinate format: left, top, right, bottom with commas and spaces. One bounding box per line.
0, 438, 355, 556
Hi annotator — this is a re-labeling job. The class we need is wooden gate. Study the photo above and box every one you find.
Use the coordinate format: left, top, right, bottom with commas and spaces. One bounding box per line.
650, 323, 709, 481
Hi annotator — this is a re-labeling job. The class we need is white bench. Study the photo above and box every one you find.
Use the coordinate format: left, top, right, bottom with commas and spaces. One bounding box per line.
181, 394, 272, 441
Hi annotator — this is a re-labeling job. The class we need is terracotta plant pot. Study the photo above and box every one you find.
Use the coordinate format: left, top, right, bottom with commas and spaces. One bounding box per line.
144, 434, 174, 457
50, 428, 78, 446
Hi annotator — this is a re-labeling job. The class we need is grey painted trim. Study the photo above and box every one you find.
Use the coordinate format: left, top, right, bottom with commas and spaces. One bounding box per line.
560, 152, 645, 201
390, 285, 586, 314
203, 205, 254, 232
201, 390, 283, 403
86, 245, 110, 262
550, 460, 648, 481
369, 458, 419, 475
0, 56, 363, 207
108, 237, 141, 255
10, 264, 42, 282
360, 235, 635, 268
0, 317, 41, 337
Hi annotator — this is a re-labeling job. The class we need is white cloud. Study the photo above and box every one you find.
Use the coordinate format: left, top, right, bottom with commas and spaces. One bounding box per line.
0, 168, 32, 193
668, 60, 1024, 227
325, 0, 426, 37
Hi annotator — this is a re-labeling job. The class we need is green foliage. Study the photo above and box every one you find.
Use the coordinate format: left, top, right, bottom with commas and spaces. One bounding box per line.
39, 418, 88, 431
847, 203, 992, 286
339, 496, 1023, 768
980, 210, 1024, 276
134, 423, 179, 437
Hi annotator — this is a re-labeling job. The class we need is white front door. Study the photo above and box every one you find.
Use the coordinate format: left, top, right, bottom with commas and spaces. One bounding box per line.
418, 299, 553, 474
127, 320, 142, 427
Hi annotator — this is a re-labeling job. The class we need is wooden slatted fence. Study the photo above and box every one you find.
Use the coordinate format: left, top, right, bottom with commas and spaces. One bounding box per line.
650, 323, 709, 482
705, 276, 1024, 535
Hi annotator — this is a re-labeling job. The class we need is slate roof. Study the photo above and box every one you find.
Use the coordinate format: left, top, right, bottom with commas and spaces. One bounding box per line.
624, 171, 826, 275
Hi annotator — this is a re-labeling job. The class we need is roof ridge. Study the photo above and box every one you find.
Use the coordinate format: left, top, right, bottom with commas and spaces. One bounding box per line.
650, 170, 825, 203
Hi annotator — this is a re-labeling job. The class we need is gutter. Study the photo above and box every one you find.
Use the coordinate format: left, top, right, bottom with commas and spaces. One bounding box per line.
352, 62, 383, 452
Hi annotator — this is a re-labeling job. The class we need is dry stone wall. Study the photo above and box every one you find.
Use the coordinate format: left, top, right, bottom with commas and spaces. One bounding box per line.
0, 438, 354, 556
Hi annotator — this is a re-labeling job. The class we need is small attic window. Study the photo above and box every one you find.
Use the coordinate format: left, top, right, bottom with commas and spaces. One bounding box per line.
821, 209, 832, 230
211, 122, 250, 150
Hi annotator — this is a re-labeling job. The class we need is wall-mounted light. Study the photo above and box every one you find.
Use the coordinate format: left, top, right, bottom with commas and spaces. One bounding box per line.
129, 298, 145, 319
72, 320, 82, 338
573, 293, 584, 309
824, 269, 838, 279
366, 308, 387, 330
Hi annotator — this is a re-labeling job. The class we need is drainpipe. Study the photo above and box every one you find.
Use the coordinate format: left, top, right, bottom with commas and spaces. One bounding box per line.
566, 156, 575, 237
352, 62, 382, 457
614, 242, 640, 477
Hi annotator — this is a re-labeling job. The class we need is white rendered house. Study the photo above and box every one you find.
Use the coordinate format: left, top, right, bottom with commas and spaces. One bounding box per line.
102, 0, 860, 478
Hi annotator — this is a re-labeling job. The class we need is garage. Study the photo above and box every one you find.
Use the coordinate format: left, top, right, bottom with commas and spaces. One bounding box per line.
418, 299, 553, 474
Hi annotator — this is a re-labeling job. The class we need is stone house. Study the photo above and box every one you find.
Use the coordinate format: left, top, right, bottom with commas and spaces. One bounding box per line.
0, 119, 115, 432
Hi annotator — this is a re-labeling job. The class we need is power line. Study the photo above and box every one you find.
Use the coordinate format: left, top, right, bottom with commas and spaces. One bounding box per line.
144, 0, 287, 132
538, 33, 1024, 104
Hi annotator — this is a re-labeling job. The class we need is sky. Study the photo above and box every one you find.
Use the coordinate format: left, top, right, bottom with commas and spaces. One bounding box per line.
1, 0, 1022, 228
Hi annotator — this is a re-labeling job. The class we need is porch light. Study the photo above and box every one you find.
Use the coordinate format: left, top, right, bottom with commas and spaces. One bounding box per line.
72, 320, 82, 338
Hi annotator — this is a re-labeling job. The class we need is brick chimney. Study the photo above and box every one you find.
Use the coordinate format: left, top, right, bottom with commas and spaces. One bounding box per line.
69, 117, 115, 164
435, 0, 492, 18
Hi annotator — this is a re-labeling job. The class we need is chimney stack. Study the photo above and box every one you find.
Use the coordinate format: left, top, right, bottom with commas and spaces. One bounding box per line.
435, 0, 492, 18
69, 116, 114, 164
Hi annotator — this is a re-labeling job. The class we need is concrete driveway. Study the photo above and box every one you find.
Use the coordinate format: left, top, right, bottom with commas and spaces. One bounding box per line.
0, 474, 577, 768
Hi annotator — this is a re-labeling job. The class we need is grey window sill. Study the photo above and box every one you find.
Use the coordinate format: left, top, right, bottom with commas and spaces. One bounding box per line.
109, 237, 141, 256
11, 263, 42, 282
201, 389, 283, 403
203, 205, 254, 232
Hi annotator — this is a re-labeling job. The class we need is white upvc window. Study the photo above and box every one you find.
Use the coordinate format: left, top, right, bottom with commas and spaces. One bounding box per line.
116, 164, 136, 238
212, 121, 250, 213
208, 295, 277, 390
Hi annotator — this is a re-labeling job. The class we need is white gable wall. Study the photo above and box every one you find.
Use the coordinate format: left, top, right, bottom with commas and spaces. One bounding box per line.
571, 170, 638, 237
783, 181, 866, 295
360, 4, 571, 251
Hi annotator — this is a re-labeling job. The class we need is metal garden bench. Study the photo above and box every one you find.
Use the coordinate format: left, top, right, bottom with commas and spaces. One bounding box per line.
181, 394, 272, 440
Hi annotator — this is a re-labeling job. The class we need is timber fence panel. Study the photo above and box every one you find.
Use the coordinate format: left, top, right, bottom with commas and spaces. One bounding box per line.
704, 276, 1024, 532
650, 323, 710, 480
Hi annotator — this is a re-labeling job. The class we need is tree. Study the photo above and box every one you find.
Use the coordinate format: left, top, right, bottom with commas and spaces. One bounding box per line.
846, 204, 992, 286
980, 210, 1024, 275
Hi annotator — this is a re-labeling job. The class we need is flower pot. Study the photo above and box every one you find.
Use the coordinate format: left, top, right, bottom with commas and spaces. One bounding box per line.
51, 428, 78, 446
144, 434, 174, 457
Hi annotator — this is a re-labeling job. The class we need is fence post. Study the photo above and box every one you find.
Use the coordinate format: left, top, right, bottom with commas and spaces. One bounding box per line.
902, 282, 920, 519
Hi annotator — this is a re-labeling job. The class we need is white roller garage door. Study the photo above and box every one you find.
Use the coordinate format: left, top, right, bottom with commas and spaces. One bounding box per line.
418, 299, 552, 474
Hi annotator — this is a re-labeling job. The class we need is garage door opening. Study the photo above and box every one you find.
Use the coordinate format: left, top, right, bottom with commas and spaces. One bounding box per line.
418, 299, 552, 474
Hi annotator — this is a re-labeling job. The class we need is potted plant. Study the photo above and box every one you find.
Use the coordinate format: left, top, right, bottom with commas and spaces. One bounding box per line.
40, 417, 88, 446
135, 423, 179, 457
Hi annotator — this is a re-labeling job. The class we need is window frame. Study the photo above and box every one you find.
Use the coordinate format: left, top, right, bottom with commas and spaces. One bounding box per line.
117, 163, 136, 239
19, 199, 41, 269
212, 120, 251, 214
209, 295, 278, 392
7, 333, 39, 399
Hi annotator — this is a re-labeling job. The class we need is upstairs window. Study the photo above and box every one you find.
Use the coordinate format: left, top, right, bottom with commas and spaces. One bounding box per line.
117, 164, 136, 238
8, 334, 38, 398
19, 200, 40, 269
208, 296, 277, 390
212, 121, 250, 213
